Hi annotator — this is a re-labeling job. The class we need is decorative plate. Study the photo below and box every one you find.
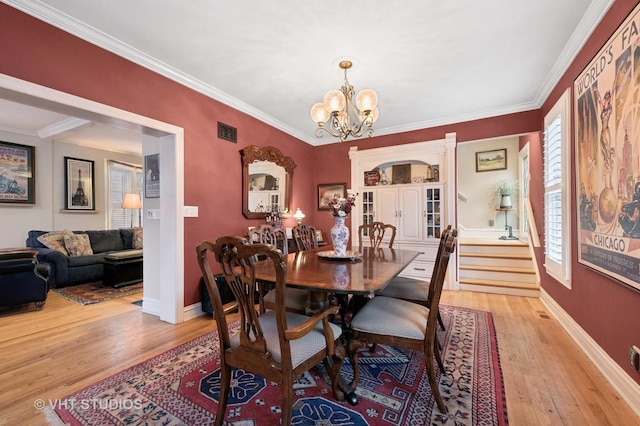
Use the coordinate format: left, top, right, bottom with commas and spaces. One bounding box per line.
317, 250, 361, 261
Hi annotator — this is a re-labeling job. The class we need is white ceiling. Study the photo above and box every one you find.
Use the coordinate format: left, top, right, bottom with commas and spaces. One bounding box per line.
0, 0, 613, 149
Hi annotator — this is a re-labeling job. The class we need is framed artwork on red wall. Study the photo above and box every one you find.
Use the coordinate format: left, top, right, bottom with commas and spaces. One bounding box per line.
574, 2, 640, 292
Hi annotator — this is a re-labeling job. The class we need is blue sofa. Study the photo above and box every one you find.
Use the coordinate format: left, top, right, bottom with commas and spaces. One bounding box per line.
26, 229, 138, 288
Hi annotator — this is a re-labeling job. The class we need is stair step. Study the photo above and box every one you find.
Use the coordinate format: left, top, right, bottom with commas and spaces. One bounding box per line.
459, 264, 535, 274
459, 277, 539, 290
460, 252, 531, 260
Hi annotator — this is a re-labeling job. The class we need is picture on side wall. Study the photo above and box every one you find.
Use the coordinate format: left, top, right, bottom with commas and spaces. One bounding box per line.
65, 157, 95, 210
318, 183, 346, 211
145, 154, 160, 198
0, 141, 35, 205
574, 2, 640, 292
475, 149, 507, 172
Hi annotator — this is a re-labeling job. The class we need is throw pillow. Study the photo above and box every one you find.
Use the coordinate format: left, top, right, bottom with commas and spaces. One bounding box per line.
37, 230, 73, 256
133, 227, 143, 249
63, 233, 94, 257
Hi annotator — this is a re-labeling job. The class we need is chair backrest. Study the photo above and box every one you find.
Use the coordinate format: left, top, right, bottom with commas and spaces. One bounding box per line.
291, 224, 318, 251
358, 222, 397, 249
248, 224, 288, 255
196, 236, 288, 365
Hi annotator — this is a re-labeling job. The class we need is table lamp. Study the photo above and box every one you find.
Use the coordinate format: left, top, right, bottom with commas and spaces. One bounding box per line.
293, 208, 305, 224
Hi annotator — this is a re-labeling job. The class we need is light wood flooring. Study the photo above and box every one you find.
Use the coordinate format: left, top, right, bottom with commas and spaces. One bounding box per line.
1, 290, 638, 425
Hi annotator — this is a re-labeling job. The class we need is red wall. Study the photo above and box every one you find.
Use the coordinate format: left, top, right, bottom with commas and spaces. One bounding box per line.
537, 0, 640, 384
1, 2, 639, 384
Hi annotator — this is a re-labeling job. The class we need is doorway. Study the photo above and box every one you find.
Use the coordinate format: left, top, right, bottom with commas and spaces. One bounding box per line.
0, 73, 185, 324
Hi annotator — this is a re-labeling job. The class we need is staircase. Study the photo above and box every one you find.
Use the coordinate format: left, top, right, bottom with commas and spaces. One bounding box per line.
458, 238, 539, 297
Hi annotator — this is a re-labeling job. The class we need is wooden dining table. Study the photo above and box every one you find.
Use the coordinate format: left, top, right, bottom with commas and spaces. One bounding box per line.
253, 245, 420, 405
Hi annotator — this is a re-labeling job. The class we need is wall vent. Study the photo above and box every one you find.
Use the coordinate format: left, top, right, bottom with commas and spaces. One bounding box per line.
218, 122, 237, 143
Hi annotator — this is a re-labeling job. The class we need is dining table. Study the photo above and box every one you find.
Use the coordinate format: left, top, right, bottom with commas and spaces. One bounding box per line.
253, 245, 420, 405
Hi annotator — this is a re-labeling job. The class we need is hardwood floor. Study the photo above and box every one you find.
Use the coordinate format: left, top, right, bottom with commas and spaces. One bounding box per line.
1, 290, 637, 425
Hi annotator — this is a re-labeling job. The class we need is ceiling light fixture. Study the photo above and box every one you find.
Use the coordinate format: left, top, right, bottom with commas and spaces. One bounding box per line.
310, 60, 379, 142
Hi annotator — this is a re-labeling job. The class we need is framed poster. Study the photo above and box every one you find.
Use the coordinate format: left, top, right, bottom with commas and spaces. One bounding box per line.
574, 3, 640, 292
145, 154, 160, 198
0, 141, 35, 205
476, 149, 507, 172
65, 157, 95, 210
317, 182, 346, 211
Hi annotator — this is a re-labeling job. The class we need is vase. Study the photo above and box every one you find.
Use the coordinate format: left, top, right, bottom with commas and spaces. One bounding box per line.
500, 195, 512, 209
331, 216, 349, 257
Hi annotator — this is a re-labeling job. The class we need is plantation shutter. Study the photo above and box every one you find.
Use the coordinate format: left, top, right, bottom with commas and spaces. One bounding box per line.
544, 114, 563, 263
108, 161, 143, 229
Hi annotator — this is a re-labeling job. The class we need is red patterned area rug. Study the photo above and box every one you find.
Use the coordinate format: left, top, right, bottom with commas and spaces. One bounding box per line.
48, 305, 507, 425
53, 282, 143, 305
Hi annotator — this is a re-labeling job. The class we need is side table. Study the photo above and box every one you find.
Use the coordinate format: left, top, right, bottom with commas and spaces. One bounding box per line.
496, 208, 517, 240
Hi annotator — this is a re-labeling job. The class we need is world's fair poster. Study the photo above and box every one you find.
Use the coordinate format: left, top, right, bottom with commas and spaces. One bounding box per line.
575, 3, 640, 292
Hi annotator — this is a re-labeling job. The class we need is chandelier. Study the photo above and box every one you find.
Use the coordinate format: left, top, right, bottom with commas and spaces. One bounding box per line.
310, 60, 379, 142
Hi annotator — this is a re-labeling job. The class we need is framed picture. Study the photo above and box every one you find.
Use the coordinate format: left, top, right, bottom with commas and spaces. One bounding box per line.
392, 164, 411, 184
476, 149, 507, 172
315, 229, 325, 243
574, 2, 640, 292
318, 182, 346, 210
145, 154, 160, 198
0, 141, 35, 205
64, 157, 95, 210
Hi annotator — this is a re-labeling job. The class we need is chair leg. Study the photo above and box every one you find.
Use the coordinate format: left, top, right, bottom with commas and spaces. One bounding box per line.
215, 365, 231, 426
434, 339, 445, 373
425, 346, 448, 414
437, 309, 445, 331
324, 347, 346, 401
281, 376, 293, 426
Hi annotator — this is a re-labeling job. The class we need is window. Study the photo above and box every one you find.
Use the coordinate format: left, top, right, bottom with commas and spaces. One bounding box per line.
108, 160, 143, 229
543, 88, 571, 288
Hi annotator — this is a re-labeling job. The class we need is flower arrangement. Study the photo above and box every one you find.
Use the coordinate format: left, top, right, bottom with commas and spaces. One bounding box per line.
489, 178, 518, 208
328, 190, 357, 217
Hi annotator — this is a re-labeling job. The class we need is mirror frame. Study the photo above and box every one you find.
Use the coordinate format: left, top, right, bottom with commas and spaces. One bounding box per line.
240, 145, 296, 219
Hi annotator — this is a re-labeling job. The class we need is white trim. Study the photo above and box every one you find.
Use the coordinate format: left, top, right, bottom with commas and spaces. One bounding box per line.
541, 288, 640, 419
183, 302, 207, 321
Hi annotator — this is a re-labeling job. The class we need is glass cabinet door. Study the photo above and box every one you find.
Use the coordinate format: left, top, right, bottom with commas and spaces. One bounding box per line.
424, 186, 442, 239
361, 190, 375, 236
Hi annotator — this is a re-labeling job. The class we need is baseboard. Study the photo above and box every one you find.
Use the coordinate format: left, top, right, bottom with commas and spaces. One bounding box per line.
140, 296, 160, 316
541, 288, 640, 418
183, 301, 207, 321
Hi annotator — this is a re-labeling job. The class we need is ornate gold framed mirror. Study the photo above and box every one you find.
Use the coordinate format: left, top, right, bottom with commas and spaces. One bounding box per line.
240, 145, 296, 219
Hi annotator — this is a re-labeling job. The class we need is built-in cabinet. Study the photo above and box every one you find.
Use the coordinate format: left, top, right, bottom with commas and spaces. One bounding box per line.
349, 134, 457, 287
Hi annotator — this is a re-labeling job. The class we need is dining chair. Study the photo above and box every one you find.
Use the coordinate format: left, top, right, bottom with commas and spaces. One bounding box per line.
377, 225, 452, 332
196, 236, 345, 426
249, 224, 308, 314
358, 221, 397, 249
347, 231, 457, 414
291, 223, 318, 251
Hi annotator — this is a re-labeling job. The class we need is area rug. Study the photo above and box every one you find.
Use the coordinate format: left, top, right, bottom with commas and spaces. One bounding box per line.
53, 282, 143, 305
47, 305, 507, 425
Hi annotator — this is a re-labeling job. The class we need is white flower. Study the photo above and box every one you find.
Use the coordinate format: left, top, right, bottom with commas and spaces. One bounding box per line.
338, 210, 347, 217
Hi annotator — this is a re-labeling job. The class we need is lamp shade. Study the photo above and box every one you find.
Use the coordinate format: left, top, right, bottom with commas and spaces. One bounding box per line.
121, 193, 142, 209
293, 208, 305, 224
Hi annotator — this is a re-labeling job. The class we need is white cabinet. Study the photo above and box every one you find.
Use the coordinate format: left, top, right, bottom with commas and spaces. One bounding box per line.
349, 134, 457, 287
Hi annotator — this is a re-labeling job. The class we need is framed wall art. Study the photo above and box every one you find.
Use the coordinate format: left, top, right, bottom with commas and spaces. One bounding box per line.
145, 154, 160, 198
318, 182, 346, 210
574, 2, 640, 292
0, 141, 35, 205
65, 157, 95, 210
476, 149, 507, 172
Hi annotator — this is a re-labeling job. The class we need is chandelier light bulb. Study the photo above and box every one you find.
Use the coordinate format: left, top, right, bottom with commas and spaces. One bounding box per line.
368, 107, 379, 123
323, 89, 346, 114
356, 89, 378, 112
310, 102, 329, 125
